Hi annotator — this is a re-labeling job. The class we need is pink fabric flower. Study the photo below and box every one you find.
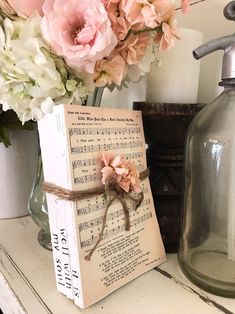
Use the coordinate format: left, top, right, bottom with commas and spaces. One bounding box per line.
0, 0, 17, 17
7, 0, 43, 16
121, 0, 160, 30
101, 151, 141, 193
154, 15, 180, 50
181, 0, 190, 14
116, 160, 141, 193
118, 33, 150, 65
152, 0, 175, 22
93, 54, 126, 87
106, 0, 130, 40
101, 152, 128, 185
152, 1, 180, 50
41, 0, 118, 74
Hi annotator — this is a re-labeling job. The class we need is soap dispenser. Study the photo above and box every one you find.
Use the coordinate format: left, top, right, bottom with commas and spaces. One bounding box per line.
178, 1, 235, 297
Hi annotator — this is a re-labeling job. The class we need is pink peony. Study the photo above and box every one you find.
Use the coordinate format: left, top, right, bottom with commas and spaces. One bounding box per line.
93, 54, 126, 87
41, 0, 118, 74
7, 0, 44, 16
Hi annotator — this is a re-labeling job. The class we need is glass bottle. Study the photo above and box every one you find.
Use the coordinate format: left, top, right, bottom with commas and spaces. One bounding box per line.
179, 84, 235, 297
179, 4, 235, 296
28, 149, 51, 250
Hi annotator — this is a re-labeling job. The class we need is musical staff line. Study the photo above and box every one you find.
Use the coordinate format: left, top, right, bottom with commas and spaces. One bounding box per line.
80, 212, 152, 249
69, 127, 141, 137
71, 141, 143, 154
73, 163, 145, 185
79, 198, 150, 231
72, 152, 144, 169
74, 173, 102, 184
76, 187, 149, 216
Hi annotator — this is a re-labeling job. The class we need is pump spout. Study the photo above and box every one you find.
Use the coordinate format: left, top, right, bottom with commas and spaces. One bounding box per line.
194, 0, 235, 60
193, 34, 235, 60
193, 1, 235, 80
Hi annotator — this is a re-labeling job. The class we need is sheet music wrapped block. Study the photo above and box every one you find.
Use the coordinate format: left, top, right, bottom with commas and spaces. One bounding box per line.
38, 104, 166, 308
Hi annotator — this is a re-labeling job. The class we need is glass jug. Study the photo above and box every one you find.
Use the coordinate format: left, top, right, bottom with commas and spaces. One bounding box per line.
179, 85, 235, 297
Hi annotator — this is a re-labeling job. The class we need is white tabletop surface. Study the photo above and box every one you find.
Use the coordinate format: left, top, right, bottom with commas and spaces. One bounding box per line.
0, 216, 235, 314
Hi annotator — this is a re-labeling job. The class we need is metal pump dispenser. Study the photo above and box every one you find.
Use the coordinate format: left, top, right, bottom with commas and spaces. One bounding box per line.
193, 1, 235, 84
178, 1, 235, 297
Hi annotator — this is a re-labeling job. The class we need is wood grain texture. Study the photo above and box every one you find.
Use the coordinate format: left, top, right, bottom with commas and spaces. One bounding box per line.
0, 216, 234, 314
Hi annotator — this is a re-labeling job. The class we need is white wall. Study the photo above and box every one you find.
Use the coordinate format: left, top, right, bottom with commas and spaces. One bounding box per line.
177, 0, 235, 104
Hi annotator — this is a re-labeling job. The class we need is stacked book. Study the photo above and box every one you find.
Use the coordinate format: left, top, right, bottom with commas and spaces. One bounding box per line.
38, 104, 166, 308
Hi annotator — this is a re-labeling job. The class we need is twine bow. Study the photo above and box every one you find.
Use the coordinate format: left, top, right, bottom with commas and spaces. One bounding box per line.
43, 169, 148, 261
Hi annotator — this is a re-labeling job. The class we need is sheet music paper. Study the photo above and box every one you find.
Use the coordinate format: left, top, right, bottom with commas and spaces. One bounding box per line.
39, 104, 166, 308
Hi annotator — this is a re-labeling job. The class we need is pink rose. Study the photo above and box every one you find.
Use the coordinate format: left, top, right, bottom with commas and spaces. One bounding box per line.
41, 0, 118, 74
7, 0, 44, 16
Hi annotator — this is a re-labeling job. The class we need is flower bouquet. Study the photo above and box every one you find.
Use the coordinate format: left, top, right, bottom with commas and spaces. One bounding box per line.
0, 0, 198, 124
0, 0, 206, 239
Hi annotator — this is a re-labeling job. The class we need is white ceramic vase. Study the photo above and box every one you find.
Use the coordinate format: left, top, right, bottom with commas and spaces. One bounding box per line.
0, 129, 38, 219
146, 28, 203, 104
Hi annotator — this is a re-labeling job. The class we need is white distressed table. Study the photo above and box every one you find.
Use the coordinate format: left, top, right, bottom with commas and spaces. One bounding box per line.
0, 216, 235, 314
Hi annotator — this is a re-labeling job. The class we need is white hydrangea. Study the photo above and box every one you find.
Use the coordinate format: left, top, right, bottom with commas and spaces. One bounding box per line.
0, 15, 90, 123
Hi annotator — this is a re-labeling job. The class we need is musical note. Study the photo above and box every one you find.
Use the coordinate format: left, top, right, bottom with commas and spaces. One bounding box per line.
69, 127, 141, 137
67, 112, 154, 254
78, 199, 150, 231
74, 173, 101, 185
80, 212, 152, 248
77, 188, 149, 215
72, 152, 143, 169
71, 141, 143, 154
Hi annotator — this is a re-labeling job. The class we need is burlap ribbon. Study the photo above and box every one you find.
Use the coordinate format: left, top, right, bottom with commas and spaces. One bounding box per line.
43, 169, 149, 261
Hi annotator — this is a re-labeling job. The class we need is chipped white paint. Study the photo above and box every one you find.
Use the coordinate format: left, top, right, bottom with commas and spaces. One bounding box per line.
0, 272, 25, 314
0, 217, 234, 314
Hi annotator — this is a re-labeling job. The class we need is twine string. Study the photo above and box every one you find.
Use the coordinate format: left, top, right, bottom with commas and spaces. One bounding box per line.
43, 169, 149, 261
85, 194, 117, 261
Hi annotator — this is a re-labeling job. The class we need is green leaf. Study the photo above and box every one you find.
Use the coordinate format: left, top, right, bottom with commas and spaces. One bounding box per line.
0, 125, 11, 147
